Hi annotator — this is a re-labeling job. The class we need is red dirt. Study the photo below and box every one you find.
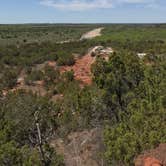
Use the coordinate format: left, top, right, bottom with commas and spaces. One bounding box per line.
143, 157, 162, 166
135, 144, 166, 166
2, 54, 95, 97
2, 50, 107, 97
60, 54, 95, 85
47, 61, 57, 67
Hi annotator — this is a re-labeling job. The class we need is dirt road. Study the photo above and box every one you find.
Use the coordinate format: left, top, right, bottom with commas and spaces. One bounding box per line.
80, 27, 104, 40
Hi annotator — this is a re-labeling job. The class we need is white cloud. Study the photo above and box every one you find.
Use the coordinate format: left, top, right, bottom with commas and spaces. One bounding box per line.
40, 0, 159, 11
119, 0, 155, 3
40, 0, 113, 11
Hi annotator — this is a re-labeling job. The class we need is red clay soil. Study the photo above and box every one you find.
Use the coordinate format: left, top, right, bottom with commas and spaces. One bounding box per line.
135, 144, 166, 166
60, 54, 95, 85
47, 61, 57, 67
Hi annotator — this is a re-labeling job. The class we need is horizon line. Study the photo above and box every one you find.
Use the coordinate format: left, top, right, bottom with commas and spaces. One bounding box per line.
0, 22, 166, 25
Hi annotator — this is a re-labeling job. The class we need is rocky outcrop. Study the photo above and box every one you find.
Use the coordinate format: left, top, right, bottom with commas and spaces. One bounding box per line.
135, 144, 166, 166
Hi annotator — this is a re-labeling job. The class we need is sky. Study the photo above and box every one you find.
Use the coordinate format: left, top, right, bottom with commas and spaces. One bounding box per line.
0, 0, 166, 23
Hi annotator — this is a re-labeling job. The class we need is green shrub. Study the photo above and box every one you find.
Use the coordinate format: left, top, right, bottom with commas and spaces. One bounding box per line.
25, 70, 44, 85
0, 68, 19, 89
62, 70, 74, 82
57, 54, 75, 66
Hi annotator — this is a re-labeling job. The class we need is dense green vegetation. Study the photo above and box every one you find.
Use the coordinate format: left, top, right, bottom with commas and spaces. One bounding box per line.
0, 24, 99, 46
0, 39, 99, 66
0, 24, 166, 165
98, 24, 166, 42
1, 24, 166, 67
0, 91, 64, 166
94, 24, 166, 54
92, 54, 166, 165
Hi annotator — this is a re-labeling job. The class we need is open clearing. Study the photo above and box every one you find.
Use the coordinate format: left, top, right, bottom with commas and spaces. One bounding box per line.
80, 27, 104, 40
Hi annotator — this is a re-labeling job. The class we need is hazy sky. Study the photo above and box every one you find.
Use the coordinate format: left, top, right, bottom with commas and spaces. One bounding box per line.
0, 0, 166, 23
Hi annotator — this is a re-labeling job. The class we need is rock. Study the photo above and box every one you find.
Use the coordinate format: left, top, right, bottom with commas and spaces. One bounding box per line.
135, 144, 166, 166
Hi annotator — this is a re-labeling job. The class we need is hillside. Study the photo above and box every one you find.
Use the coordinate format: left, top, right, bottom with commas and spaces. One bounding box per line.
0, 24, 166, 166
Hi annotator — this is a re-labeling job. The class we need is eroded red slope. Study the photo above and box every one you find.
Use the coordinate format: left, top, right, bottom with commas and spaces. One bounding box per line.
60, 54, 95, 85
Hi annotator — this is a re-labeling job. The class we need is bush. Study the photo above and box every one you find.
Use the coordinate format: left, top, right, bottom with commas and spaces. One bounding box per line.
57, 54, 75, 66
104, 98, 166, 166
43, 65, 60, 90
0, 68, 19, 89
25, 70, 44, 85
104, 60, 166, 165
0, 91, 64, 165
62, 70, 74, 82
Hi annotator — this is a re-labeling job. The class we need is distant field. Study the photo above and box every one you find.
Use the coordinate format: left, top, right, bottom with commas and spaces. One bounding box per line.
1, 24, 166, 46
0, 24, 100, 46
90, 24, 166, 53
0, 24, 166, 66
95, 24, 166, 42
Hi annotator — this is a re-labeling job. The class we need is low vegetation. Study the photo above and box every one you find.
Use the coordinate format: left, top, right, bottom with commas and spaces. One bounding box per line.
0, 24, 99, 46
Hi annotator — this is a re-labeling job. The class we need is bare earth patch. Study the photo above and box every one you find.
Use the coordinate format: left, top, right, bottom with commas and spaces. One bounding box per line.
80, 28, 104, 40
60, 53, 96, 85
51, 128, 105, 166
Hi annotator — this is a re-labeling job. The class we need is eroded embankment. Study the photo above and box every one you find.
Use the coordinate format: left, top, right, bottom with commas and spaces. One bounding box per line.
60, 53, 96, 85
